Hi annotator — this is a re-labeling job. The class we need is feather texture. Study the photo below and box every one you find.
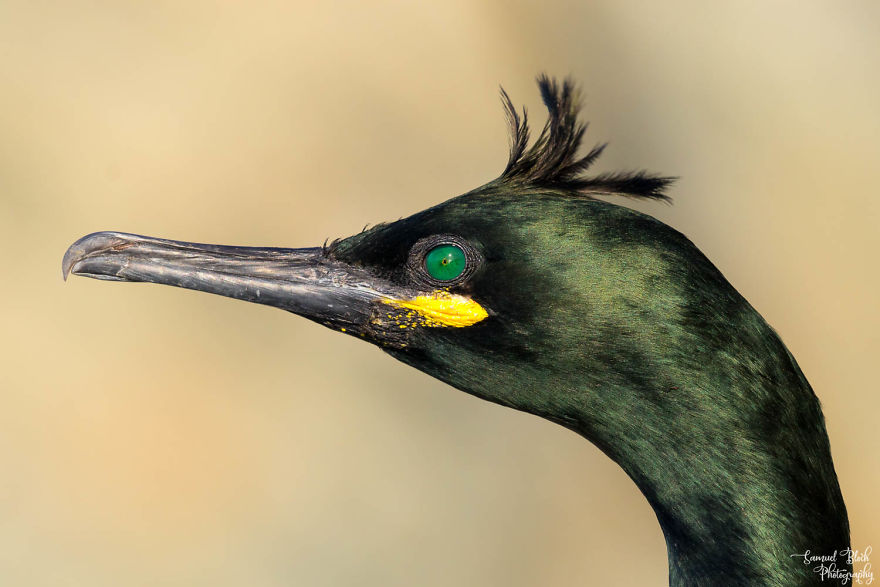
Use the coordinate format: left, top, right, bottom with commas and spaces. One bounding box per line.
498, 75, 674, 201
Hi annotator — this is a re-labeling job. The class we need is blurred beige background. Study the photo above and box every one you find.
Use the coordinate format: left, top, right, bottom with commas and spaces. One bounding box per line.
1, 1, 877, 585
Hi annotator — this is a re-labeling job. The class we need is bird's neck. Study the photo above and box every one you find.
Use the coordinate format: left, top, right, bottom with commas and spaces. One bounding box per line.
649, 438, 852, 586
580, 352, 851, 585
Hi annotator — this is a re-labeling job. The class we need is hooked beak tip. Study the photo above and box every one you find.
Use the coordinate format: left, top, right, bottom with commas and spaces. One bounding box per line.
62, 231, 130, 281
61, 249, 76, 280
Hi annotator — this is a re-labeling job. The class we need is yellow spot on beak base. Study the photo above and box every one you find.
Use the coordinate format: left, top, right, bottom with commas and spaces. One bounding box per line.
382, 292, 488, 328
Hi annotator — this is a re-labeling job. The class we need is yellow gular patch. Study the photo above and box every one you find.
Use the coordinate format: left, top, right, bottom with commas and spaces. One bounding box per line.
382, 291, 488, 328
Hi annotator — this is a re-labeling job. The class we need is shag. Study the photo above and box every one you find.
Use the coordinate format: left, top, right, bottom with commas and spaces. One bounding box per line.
63, 77, 850, 585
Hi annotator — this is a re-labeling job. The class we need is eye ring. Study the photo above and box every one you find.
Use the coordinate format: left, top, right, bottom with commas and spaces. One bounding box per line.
407, 234, 481, 287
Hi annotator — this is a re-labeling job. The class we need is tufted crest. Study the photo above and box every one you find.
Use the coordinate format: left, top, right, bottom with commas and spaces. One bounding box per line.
498, 75, 674, 201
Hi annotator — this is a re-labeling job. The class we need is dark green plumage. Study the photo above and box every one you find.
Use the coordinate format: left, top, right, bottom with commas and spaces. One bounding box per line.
62, 77, 849, 585
333, 188, 850, 584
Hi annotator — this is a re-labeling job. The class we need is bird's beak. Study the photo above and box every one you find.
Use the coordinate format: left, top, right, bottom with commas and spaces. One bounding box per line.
62, 231, 394, 332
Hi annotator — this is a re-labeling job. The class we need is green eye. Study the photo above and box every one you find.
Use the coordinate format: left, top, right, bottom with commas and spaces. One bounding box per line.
424, 244, 467, 281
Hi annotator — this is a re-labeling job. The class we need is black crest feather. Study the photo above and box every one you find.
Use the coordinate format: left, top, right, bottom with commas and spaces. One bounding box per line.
498, 75, 674, 201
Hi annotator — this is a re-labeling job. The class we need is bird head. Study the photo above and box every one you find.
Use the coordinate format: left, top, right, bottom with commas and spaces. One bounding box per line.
63, 77, 684, 439
63, 76, 851, 582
